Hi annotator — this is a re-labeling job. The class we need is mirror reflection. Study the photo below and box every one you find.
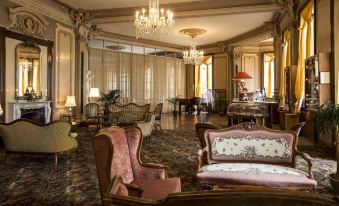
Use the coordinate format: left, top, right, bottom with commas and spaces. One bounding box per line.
16, 42, 42, 99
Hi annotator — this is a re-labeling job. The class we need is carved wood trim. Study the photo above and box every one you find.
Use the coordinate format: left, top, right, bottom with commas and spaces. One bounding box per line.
8, 7, 49, 40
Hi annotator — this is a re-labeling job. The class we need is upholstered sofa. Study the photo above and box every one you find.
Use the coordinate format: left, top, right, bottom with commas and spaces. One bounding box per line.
196, 124, 317, 190
93, 126, 181, 202
0, 119, 78, 166
107, 103, 150, 124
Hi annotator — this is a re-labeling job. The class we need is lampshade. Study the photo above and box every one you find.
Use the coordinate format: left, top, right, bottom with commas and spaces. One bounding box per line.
233, 71, 253, 80
89, 88, 100, 98
0, 104, 3, 116
65, 96, 76, 107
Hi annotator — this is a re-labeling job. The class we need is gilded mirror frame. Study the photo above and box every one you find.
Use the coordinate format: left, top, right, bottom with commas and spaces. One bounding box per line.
15, 41, 42, 100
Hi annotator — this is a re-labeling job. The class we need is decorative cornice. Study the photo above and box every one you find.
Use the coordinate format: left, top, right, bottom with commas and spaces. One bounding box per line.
10, 0, 74, 27
96, 31, 183, 52
86, 4, 282, 24
8, 7, 49, 40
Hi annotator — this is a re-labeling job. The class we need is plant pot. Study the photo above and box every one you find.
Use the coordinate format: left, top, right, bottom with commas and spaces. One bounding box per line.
328, 173, 339, 194
172, 111, 178, 117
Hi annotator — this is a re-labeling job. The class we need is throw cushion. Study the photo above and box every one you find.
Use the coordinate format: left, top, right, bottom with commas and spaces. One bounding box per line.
197, 163, 316, 189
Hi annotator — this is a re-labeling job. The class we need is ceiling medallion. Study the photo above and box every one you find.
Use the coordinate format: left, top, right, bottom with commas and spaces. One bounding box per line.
180, 28, 206, 65
134, 0, 174, 40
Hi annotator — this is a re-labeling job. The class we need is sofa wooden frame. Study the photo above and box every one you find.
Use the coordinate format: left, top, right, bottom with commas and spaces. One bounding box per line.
197, 123, 314, 190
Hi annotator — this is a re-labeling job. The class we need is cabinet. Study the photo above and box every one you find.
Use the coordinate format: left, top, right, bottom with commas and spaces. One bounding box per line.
305, 53, 331, 111
304, 53, 331, 142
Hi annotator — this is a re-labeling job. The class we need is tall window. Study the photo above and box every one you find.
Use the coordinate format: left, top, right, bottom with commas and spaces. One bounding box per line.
295, 0, 314, 112
195, 56, 212, 97
263, 53, 275, 98
145, 67, 153, 102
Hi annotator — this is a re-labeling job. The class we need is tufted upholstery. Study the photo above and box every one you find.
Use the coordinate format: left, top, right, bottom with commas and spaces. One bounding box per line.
0, 120, 77, 153
93, 126, 181, 201
107, 103, 150, 123
197, 126, 316, 190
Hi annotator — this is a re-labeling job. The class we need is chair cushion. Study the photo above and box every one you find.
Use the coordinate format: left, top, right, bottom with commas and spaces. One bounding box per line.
197, 163, 316, 189
131, 178, 181, 200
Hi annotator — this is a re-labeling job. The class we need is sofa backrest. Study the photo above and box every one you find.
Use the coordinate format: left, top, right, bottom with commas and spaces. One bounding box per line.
0, 119, 75, 153
205, 127, 296, 165
108, 103, 150, 123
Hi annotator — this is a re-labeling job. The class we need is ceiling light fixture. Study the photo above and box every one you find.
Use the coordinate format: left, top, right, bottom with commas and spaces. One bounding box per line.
134, 0, 174, 40
180, 28, 206, 65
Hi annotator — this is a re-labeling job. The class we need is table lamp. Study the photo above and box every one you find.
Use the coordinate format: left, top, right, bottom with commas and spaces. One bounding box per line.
65, 96, 76, 113
89, 88, 100, 98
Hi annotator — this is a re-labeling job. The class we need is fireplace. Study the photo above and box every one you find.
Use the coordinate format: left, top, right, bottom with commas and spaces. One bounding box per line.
20, 107, 46, 124
9, 101, 52, 124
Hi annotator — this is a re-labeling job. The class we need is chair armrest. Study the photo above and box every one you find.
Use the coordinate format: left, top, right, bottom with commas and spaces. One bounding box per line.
106, 176, 143, 198
134, 163, 167, 180
125, 183, 143, 197
296, 150, 314, 179
197, 147, 208, 173
144, 163, 169, 170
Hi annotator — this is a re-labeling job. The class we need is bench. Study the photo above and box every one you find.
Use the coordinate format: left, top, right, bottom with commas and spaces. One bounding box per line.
196, 124, 316, 190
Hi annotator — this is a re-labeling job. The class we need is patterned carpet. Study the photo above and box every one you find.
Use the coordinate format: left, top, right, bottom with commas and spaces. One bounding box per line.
0, 127, 337, 205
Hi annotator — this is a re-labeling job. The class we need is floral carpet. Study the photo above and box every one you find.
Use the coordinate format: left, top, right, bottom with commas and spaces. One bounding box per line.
0, 127, 337, 205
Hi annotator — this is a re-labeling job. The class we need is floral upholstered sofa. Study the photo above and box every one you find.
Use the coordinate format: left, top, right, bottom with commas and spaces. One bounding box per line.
197, 124, 317, 190
107, 103, 150, 124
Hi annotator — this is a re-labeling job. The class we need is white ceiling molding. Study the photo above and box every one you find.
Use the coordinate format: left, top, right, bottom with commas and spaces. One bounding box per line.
86, 4, 281, 24
96, 31, 183, 52
10, 0, 74, 27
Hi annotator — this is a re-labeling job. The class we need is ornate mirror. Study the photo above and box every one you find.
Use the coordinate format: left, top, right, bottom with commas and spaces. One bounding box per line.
15, 42, 42, 99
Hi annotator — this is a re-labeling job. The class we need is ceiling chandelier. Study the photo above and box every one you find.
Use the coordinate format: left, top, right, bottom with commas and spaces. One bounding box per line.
180, 28, 206, 65
134, 0, 174, 40
19, 59, 32, 72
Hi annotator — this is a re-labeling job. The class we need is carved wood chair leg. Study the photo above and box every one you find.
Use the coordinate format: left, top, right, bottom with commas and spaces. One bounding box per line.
54, 153, 58, 167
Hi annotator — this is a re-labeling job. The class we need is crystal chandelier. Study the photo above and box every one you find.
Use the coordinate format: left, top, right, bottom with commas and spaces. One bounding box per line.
134, 0, 174, 40
180, 28, 206, 65
19, 59, 32, 72
183, 38, 204, 65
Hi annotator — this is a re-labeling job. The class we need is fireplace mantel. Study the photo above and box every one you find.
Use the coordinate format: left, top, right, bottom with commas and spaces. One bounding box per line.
8, 101, 52, 124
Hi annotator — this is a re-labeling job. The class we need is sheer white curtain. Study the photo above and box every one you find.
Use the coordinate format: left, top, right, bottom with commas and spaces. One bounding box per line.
89, 48, 186, 112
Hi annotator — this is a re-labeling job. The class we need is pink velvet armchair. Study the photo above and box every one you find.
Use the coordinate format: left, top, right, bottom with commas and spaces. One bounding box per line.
93, 126, 181, 201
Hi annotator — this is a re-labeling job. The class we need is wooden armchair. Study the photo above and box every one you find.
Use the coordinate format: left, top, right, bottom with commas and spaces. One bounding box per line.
153, 103, 163, 132
85, 103, 102, 131
93, 127, 181, 201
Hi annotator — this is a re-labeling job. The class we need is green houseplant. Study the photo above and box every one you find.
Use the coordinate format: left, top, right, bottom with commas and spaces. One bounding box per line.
166, 95, 181, 116
314, 102, 339, 193
98, 90, 121, 114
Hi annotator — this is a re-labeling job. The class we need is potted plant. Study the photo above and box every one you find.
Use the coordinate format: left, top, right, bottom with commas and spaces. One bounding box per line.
314, 102, 339, 193
98, 90, 121, 114
166, 95, 181, 116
